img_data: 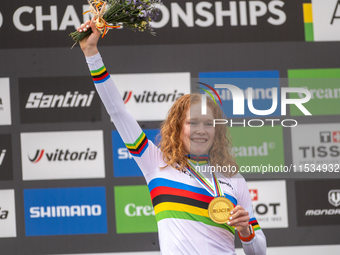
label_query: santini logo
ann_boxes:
[122,90,184,104]
[25,91,95,108]
[0,207,9,219]
[28,148,97,163]
[0,149,6,165]
[30,205,102,218]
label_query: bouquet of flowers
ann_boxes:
[70,0,161,45]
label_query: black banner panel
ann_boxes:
[295,180,340,226]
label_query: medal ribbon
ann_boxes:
[83,0,121,38]
[186,160,224,197]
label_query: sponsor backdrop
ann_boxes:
[0,0,339,254]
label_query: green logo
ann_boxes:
[288,68,340,116]
[114,185,157,233]
[229,126,284,173]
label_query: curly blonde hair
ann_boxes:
[157,93,238,177]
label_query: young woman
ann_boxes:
[77,20,266,255]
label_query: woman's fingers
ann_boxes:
[228,205,249,226]
[77,20,91,32]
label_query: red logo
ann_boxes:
[122,91,132,104]
[333,131,340,143]
[249,189,258,201]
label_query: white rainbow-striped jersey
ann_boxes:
[87,53,266,255]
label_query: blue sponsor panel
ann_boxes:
[199,71,281,118]
[112,129,160,177]
[24,187,107,236]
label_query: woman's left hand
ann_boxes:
[228,205,251,237]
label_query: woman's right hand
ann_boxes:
[77,19,101,57]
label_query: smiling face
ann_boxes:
[182,103,215,156]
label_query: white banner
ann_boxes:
[112,72,191,121]
[21,131,105,180]
[0,78,12,125]
[312,0,340,41]
[247,180,288,228]
[0,189,16,238]
[291,123,340,166]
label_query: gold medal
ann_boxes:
[208,197,234,224]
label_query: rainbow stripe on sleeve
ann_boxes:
[125,132,149,157]
[249,217,261,231]
[148,178,237,235]
[90,65,110,84]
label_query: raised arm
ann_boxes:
[78,20,162,175]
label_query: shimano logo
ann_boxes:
[25,91,95,109]
[30,205,102,218]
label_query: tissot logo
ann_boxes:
[247,181,288,229]
[25,91,95,108]
[28,148,97,163]
[320,131,340,143]
[0,208,9,219]
[249,189,258,201]
[328,190,340,207]
[292,124,340,166]
[19,77,101,124]
[122,90,184,104]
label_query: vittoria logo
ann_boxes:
[28,148,97,163]
[113,72,190,121]
[0,208,9,220]
[21,131,105,181]
[25,91,95,108]
[122,90,184,104]
[328,190,340,207]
